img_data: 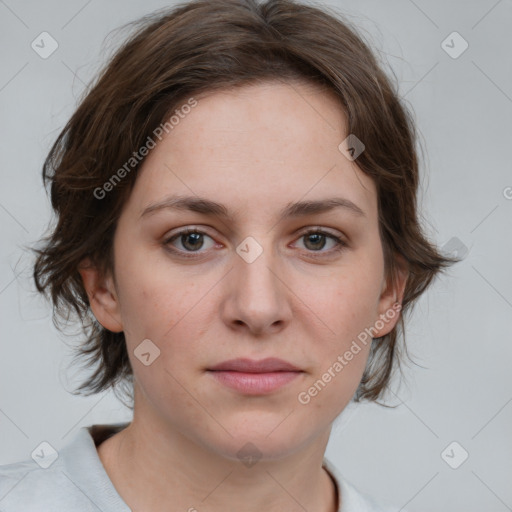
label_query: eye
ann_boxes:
[164,228,216,256]
[163,226,348,259]
[293,228,347,255]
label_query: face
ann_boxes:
[81,80,406,461]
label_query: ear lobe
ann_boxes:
[373,255,409,338]
[78,259,123,333]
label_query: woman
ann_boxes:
[0,0,457,510]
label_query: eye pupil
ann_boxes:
[182,232,203,251]
[304,233,326,251]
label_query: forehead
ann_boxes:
[127,81,378,223]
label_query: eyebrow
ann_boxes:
[140,195,366,221]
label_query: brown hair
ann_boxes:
[33,0,458,406]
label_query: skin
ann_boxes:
[79,80,408,512]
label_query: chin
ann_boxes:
[202,418,317,464]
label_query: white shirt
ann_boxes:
[0,422,402,511]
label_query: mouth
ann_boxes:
[206,358,304,395]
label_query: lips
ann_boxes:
[207,358,304,395]
[208,357,301,373]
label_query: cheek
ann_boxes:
[115,263,217,392]
[113,237,204,336]
[298,258,382,402]
[118,276,204,345]
[118,271,208,411]
[314,264,383,341]
[297,339,371,423]
[299,304,373,419]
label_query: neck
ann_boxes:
[97,402,338,512]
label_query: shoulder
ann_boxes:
[323,457,406,512]
[0,423,130,512]
[0,455,82,511]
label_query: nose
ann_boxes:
[219,241,293,336]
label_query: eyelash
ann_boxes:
[163,227,348,259]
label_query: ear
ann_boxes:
[78,258,123,333]
[372,254,408,338]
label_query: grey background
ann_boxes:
[1,1,511,510]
